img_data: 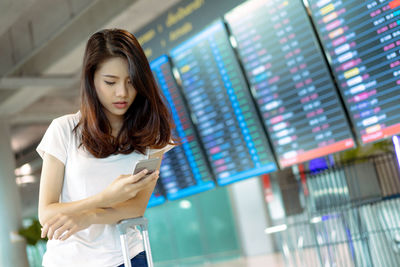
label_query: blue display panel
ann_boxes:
[150,55,215,200]
[225,0,355,168]
[148,182,166,207]
[170,21,278,186]
[308,0,400,144]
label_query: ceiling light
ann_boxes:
[264,224,287,234]
[16,175,36,185]
[15,163,32,176]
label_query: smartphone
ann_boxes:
[132,158,160,182]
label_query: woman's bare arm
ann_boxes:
[84,151,164,224]
[89,180,157,224]
[46,180,158,241]
[90,150,165,224]
[39,152,158,238]
[39,151,163,240]
[38,152,99,225]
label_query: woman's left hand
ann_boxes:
[41,211,94,241]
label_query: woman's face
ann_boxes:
[94,57,137,123]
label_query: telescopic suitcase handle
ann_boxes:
[117,216,153,267]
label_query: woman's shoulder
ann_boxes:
[52,111,81,133]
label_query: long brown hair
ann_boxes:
[74,29,175,158]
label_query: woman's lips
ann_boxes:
[113,101,128,109]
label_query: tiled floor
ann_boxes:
[201,253,285,267]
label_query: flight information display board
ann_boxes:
[170,20,277,185]
[148,183,166,207]
[150,55,215,200]
[225,0,355,168]
[308,0,400,144]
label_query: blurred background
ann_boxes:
[1,0,400,266]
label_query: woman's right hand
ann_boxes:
[100,169,159,207]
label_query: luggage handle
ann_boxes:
[117,216,148,234]
[117,216,153,267]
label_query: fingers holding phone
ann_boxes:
[131,168,159,185]
[100,158,161,207]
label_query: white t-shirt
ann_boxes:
[36,111,174,267]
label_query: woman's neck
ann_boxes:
[104,111,123,137]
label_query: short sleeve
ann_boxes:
[36,119,69,164]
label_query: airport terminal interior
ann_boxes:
[1,0,400,266]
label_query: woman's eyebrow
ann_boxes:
[102,74,119,78]
[102,74,130,79]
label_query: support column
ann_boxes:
[0,120,29,266]
[229,177,276,256]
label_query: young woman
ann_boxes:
[37,29,175,267]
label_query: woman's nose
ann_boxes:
[115,83,128,97]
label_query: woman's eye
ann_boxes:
[105,81,115,85]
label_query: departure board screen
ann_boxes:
[308,0,400,144]
[225,0,355,168]
[170,21,277,186]
[148,183,165,207]
[150,55,215,200]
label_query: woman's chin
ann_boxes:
[112,110,128,117]
[105,107,128,119]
